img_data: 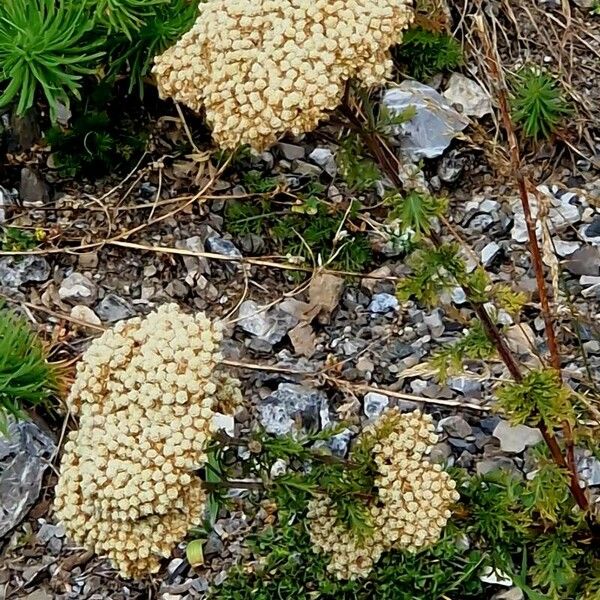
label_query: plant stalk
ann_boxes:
[476,23,581,504]
[339,96,590,515]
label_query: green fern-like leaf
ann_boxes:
[0,0,104,120]
[530,528,581,599]
[394,27,463,81]
[496,369,574,429]
[397,243,466,306]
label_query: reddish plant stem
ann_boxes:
[340,99,590,515]
[477,30,581,499]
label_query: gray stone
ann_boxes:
[0,256,50,287]
[278,142,305,161]
[448,376,482,396]
[206,236,242,258]
[258,383,329,435]
[327,428,353,457]
[238,300,297,344]
[382,81,469,160]
[70,305,101,326]
[0,417,55,538]
[429,442,452,464]
[492,587,524,600]
[0,186,14,223]
[95,294,135,323]
[368,293,399,314]
[576,451,600,487]
[553,239,580,257]
[36,522,65,544]
[476,457,520,477]
[437,152,465,183]
[443,73,492,118]
[308,147,337,177]
[438,415,472,438]
[165,280,189,298]
[423,309,444,337]
[481,241,501,266]
[20,167,49,206]
[58,272,97,306]
[363,392,389,419]
[493,420,543,453]
[203,532,224,556]
[564,246,600,276]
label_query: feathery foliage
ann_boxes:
[0,306,58,432]
[0,0,104,120]
[105,0,199,95]
[510,68,571,141]
[431,321,496,382]
[496,369,574,429]
[89,0,167,40]
[394,27,462,81]
[387,191,447,241]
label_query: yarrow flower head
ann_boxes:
[153,0,414,150]
[307,409,460,579]
[54,304,242,579]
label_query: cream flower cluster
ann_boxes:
[54,304,242,579]
[153,0,413,150]
[307,409,460,579]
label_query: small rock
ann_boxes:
[258,383,329,435]
[423,309,444,337]
[238,300,297,344]
[203,532,224,556]
[448,377,482,396]
[70,305,101,326]
[294,161,322,177]
[429,442,452,464]
[307,273,345,323]
[278,142,305,161]
[563,246,600,276]
[0,256,50,287]
[308,147,337,177]
[165,280,188,298]
[327,428,353,457]
[212,413,235,437]
[437,151,465,183]
[476,457,520,477]
[438,415,472,438]
[577,452,600,487]
[443,73,492,118]
[368,293,399,314]
[492,588,524,600]
[36,522,65,544]
[0,186,13,223]
[382,81,469,160]
[481,241,501,266]
[206,236,242,258]
[363,392,389,419]
[58,273,97,306]
[0,417,55,538]
[20,167,49,206]
[95,294,135,323]
[493,420,543,453]
[553,239,580,257]
[288,322,317,358]
[582,215,600,241]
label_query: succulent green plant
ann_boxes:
[510,68,571,141]
[0,306,58,432]
[0,0,104,120]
